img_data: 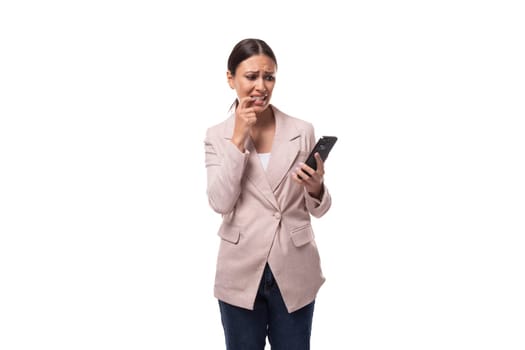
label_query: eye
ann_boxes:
[245,74,257,81]
[264,75,275,81]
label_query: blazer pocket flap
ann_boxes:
[218,223,241,244]
[290,224,314,247]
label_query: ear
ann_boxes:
[226,71,235,89]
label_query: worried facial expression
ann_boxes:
[227,54,276,112]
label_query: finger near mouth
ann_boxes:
[251,96,267,106]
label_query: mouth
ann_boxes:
[251,95,268,105]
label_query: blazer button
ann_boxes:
[274,212,281,220]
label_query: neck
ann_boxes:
[255,107,274,128]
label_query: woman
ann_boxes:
[204,38,332,350]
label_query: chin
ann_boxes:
[254,104,271,113]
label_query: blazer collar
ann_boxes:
[222,105,301,209]
[265,106,301,191]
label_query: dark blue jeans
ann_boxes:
[218,264,315,350]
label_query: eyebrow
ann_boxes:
[245,70,275,74]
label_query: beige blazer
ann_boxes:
[204,105,331,313]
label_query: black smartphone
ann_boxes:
[303,136,338,175]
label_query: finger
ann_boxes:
[291,172,304,184]
[244,109,256,119]
[295,166,315,182]
[238,96,256,110]
[292,169,320,187]
[246,117,257,126]
[298,162,316,177]
[314,153,324,173]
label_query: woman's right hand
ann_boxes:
[231,97,256,152]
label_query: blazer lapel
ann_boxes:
[265,108,301,191]
[245,138,280,210]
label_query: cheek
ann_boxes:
[235,83,252,95]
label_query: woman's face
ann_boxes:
[227,54,276,113]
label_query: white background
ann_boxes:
[1,0,524,349]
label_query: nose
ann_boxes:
[255,77,267,93]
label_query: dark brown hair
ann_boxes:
[227,38,277,76]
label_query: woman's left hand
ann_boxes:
[291,152,325,199]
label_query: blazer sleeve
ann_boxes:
[304,186,331,218]
[303,123,332,218]
[204,128,249,214]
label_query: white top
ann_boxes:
[257,152,271,171]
